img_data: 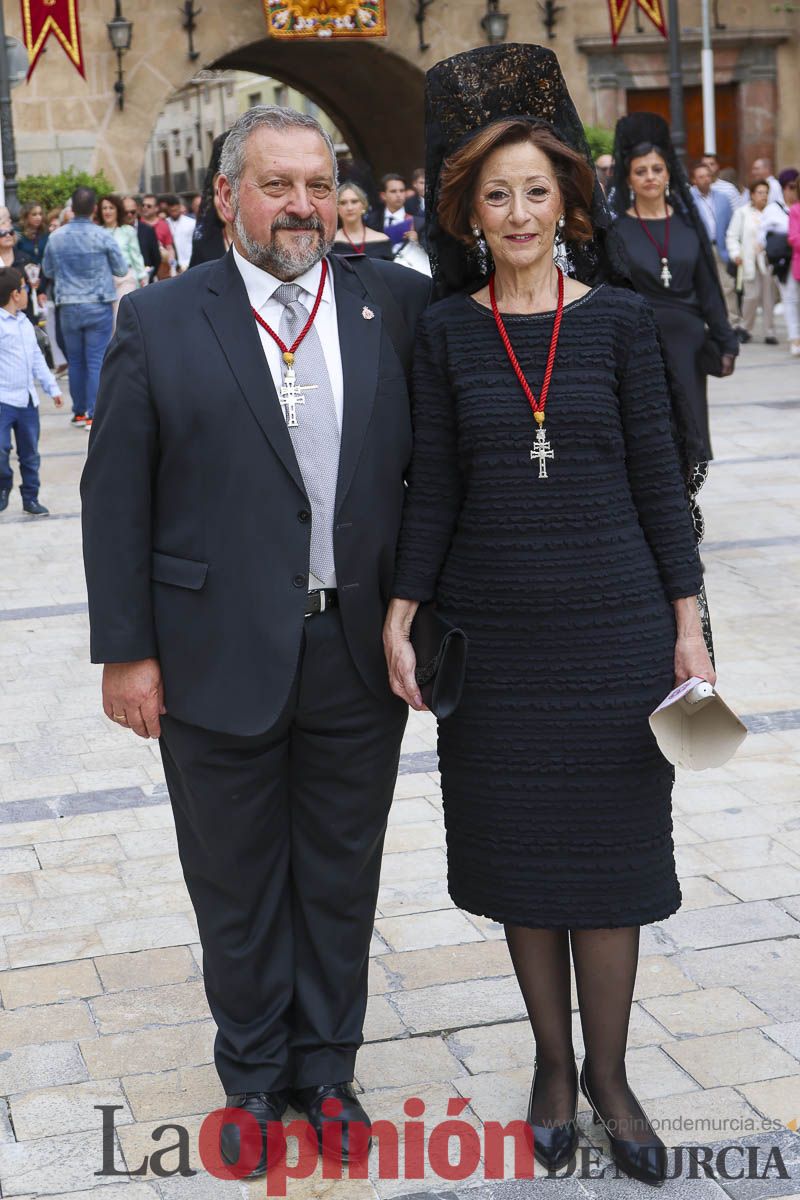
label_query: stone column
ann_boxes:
[737,61,777,179]
[592,73,624,130]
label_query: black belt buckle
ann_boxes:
[304,589,338,618]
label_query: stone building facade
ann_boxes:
[4,0,799,193]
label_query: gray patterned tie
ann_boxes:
[273,282,340,586]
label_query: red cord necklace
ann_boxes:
[489,266,565,479]
[251,259,328,428]
[252,257,328,368]
[634,201,672,287]
[343,226,366,254]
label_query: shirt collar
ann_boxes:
[232,244,331,313]
[0,306,21,322]
[385,206,407,223]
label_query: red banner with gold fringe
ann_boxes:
[264,1,387,39]
[607,0,667,44]
[20,0,85,80]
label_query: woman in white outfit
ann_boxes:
[726,179,776,343]
[760,169,800,357]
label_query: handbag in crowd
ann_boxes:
[765,229,791,284]
[698,333,725,378]
[410,603,468,719]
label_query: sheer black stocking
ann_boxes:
[570,925,658,1145]
[504,925,576,1125]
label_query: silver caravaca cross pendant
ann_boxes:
[531,423,554,479]
[278,362,317,428]
[660,256,672,288]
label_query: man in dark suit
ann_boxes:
[82,107,429,1176]
[405,167,426,217]
[365,173,426,253]
[122,196,160,283]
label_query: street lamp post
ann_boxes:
[0,2,19,217]
[481,0,510,45]
[106,0,133,111]
[667,0,686,164]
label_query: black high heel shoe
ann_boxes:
[579,1059,667,1187]
[526,1056,579,1173]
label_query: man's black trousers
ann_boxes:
[159,607,407,1093]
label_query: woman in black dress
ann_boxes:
[610,113,738,461]
[383,46,716,1187]
[331,182,393,260]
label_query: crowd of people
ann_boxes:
[595,145,800,358]
[1,122,798,525]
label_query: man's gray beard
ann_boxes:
[234,210,334,279]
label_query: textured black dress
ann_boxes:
[614,210,737,462]
[393,285,703,929]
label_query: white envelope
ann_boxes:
[649,677,748,771]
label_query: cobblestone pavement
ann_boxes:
[0,325,799,1200]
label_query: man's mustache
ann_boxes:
[272,215,325,234]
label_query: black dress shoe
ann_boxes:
[526,1057,579,1172]
[765,336,779,345]
[23,500,49,516]
[219,1090,289,1178]
[0,490,8,513]
[736,328,751,343]
[579,1060,666,1187]
[290,1082,372,1163]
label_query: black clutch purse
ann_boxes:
[698,333,725,377]
[410,603,468,719]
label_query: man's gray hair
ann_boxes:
[219,106,338,203]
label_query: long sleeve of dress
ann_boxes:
[694,220,739,356]
[619,301,704,602]
[392,309,463,602]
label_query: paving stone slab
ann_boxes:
[9,1078,133,1140]
[0,1040,89,1095]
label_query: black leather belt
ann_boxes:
[304,588,338,618]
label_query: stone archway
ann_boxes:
[7,0,428,191]
[212,39,424,181]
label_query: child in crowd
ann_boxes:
[0,266,63,516]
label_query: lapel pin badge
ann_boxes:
[362,305,375,320]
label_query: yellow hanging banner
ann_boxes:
[264,1,387,39]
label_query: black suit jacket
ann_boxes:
[135,220,161,281]
[81,250,430,736]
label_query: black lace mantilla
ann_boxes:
[423,44,714,658]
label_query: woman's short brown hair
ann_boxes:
[437,118,595,247]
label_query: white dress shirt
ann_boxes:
[384,206,407,228]
[167,213,197,271]
[0,307,59,408]
[712,178,746,211]
[232,245,344,589]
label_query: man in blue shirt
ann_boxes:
[0,267,63,516]
[43,186,127,429]
[690,161,742,334]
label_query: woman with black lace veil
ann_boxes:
[383,45,717,1188]
[610,113,738,460]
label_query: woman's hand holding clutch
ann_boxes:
[383,598,428,711]
[673,596,717,687]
